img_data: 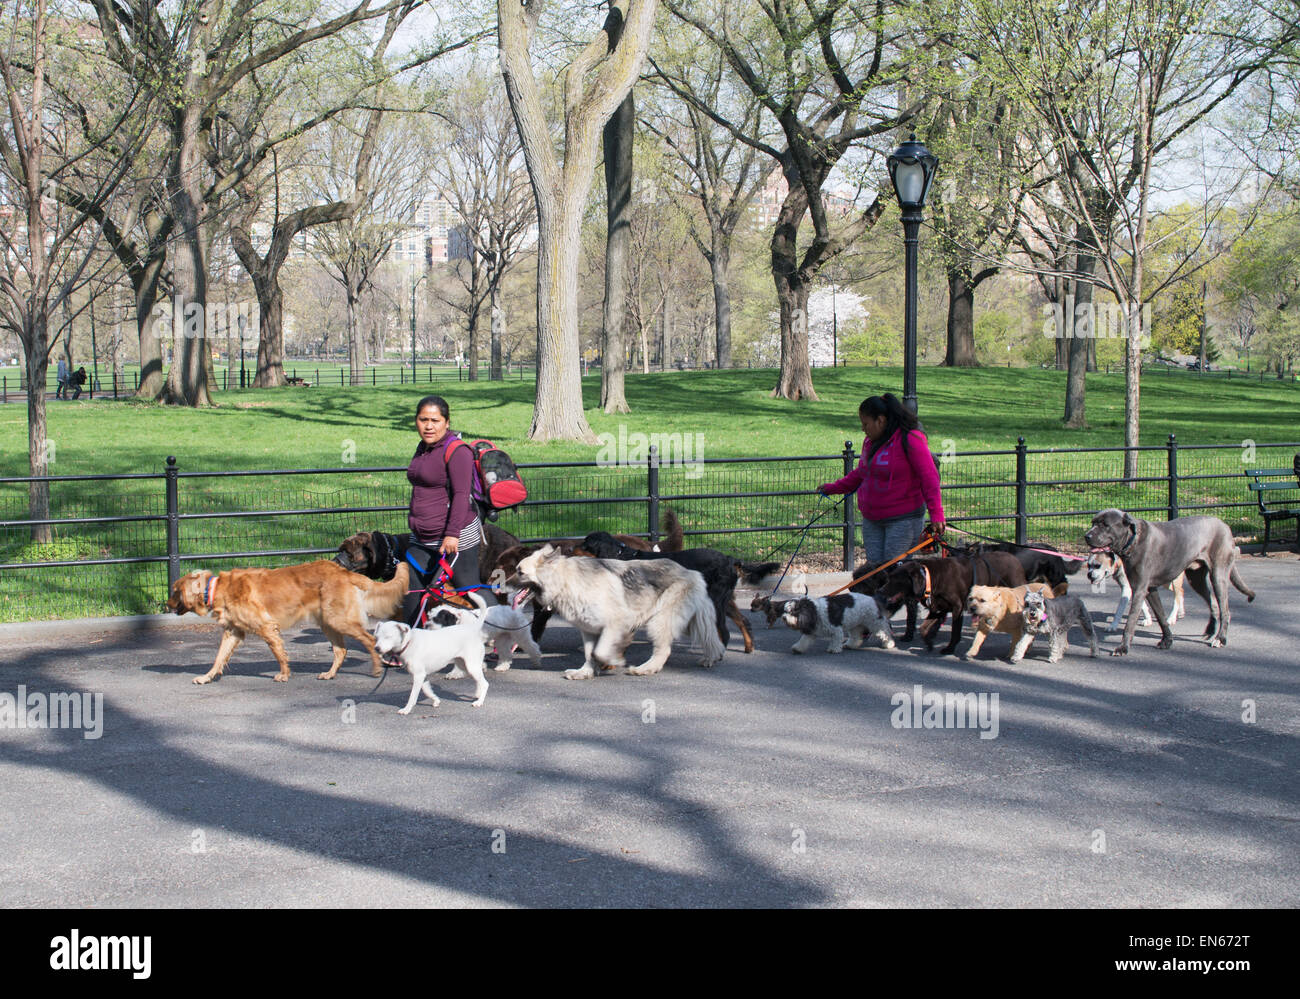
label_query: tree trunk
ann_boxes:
[25,318,52,543]
[529,195,597,442]
[133,252,167,399]
[489,285,504,381]
[772,276,816,398]
[244,268,286,388]
[1124,293,1143,483]
[944,270,979,367]
[769,184,818,399]
[601,91,633,414]
[467,272,481,382]
[1064,251,1094,428]
[346,283,364,386]
[161,103,214,406]
[710,234,732,370]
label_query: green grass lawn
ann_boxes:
[4,363,1297,474]
[1,364,1297,621]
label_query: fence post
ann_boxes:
[1015,436,1028,546]
[2,375,5,403]
[1166,433,1178,521]
[165,455,180,591]
[647,444,660,544]
[841,440,856,570]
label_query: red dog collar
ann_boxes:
[204,575,218,607]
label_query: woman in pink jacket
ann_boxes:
[819,393,945,565]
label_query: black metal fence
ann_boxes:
[2,437,1297,622]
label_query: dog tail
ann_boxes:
[679,575,725,665]
[363,562,410,620]
[1229,563,1255,602]
[736,560,781,585]
[659,508,684,552]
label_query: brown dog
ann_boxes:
[875,553,1027,655]
[963,583,1064,661]
[167,560,410,684]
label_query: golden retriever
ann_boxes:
[963,582,1065,661]
[166,560,409,684]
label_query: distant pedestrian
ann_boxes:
[71,366,87,400]
[56,357,69,399]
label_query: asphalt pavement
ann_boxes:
[1,556,1297,908]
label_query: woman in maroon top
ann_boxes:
[403,395,483,624]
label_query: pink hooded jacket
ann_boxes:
[821,428,945,523]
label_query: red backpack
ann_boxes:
[444,437,527,521]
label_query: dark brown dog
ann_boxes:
[335,523,520,588]
[874,553,1027,655]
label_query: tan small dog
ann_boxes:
[167,560,409,684]
[964,582,1065,661]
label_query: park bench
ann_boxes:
[1244,454,1300,554]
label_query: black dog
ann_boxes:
[850,561,919,641]
[578,531,779,653]
[874,553,1027,655]
[335,524,520,588]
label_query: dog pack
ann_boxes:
[444,436,527,520]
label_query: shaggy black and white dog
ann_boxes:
[781,593,896,654]
[1010,590,1099,664]
[578,531,779,653]
[514,544,725,679]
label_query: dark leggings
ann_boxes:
[403,543,481,626]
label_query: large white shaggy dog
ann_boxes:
[514,544,725,679]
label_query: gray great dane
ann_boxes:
[1084,509,1255,656]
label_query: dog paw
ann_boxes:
[1208,636,1224,648]
[1156,637,1173,650]
[445,667,467,679]
[626,663,663,676]
[273,674,290,682]
[883,640,896,650]
[397,706,413,715]
[192,676,212,685]
[1110,645,1130,657]
[563,666,595,680]
[471,699,485,708]
[492,663,512,672]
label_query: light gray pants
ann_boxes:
[862,510,926,566]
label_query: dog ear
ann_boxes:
[1120,510,1138,530]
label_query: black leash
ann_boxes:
[767,494,836,595]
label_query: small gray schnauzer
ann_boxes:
[1010,590,1099,664]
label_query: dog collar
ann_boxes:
[204,575,218,607]
[1116,524,1138,556]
